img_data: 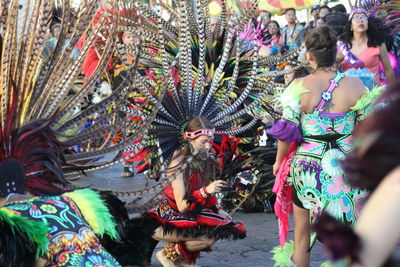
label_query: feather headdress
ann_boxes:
[113,0,299,183]
[0,0,164,196]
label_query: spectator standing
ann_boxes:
[281,8,304,50]
[258,10,272,29]
[307,5,320,28]
[266,20,282,49]
[319,5,331,18]
[332,4,347,14]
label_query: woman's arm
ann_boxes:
[379,43,395,84]
[171,172,191,214]
[273,140,291,175]
[353,166,400,267]
[169,156,226,214]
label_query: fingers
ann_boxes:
[214,180,227,186]
[208,180,228,193]
[214,180,227,193]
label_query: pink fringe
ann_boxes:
[272,142,297,247]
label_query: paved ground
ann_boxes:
[77,163,398,267]
[146,212,328,267]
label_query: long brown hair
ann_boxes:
[168,116,219,192]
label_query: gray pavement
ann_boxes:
[76,163,398,267]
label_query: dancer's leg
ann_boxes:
[292,204,310,267]
[153,227,215,251]
[185,239,215,251]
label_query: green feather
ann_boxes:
[275,80,309,112]
[64,189,120,240]
[271,240,295,267]
[351,85,383,111]
[0,208,49,258]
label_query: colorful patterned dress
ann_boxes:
[0,189,121,266]
[148,172,246,239]
[268,72,382,232]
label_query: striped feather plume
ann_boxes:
[114,0,295,179]
[0,0,165,196]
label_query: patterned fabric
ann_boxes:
[272,73,378,229]
[148,172,246,239]
[4,195,121,267]
[270,74,384,247]
[149,198,246,239]
[272,142,296,247]
[281,23,304,48]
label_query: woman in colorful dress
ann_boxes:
[147,116,246,267]
[268,26,381,267]
[266,20,282,50]
[339,8,395,85]
[313,79,400,267]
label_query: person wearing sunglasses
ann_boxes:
[339,8,395,85]
[266,20,283,49]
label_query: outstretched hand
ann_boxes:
[206,180,227,194]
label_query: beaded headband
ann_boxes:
[349,8,368,21]
[183,128,215,140]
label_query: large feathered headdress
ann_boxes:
[114,0,300,181]
[0,0,164,196]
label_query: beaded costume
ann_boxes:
[148,171,246,239]
[1,189,121,266]
[268,71,383,246]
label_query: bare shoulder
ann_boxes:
[385,166,400,185]
[293,76,306,83]
[342,76,365,94]
[167,149,186,176]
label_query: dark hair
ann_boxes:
[305,26,337,67]
[324,13,348,36]
[169,116,219,191]
[332,4,347,13]
[286,63,310,79]
[311,5,320,12]
[341,16,387,48]
[320,5,331,12]
[285,8,296,14]
[50,23,61,35]
[267,20,281,39]
[342,80,400,192]
[259,10,271,18]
